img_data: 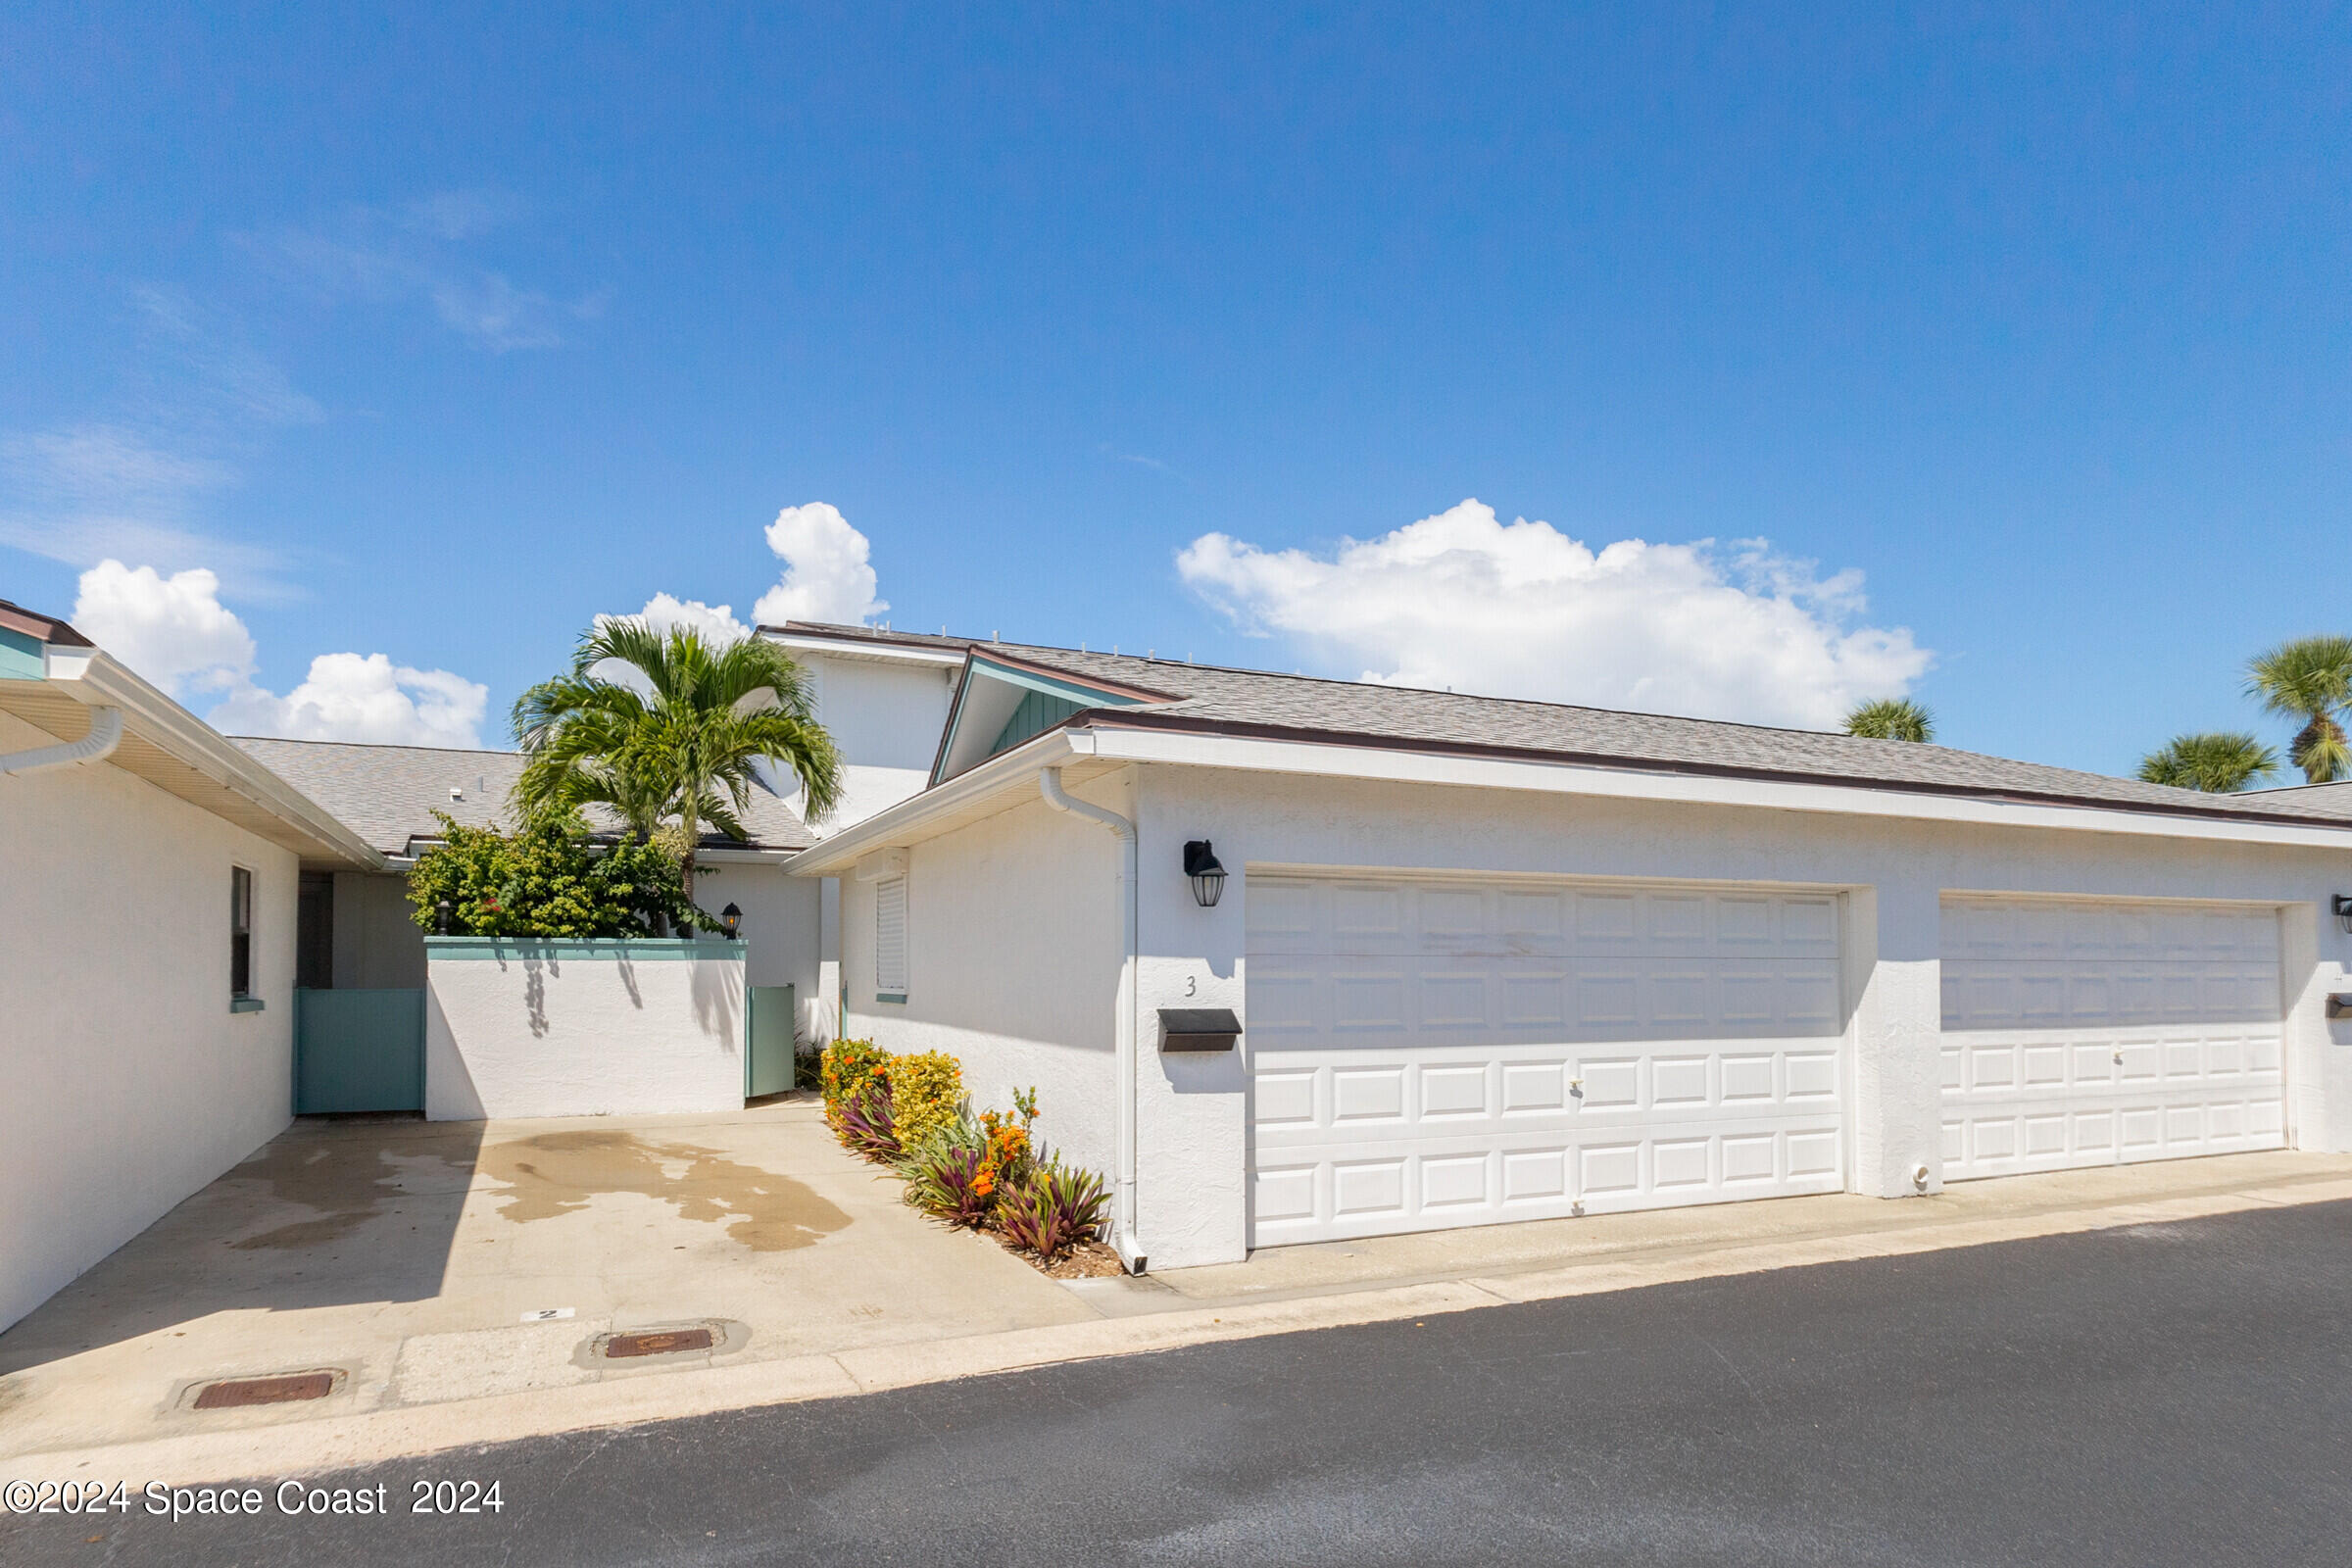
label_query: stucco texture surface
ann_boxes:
[425,945,749,1120]
[1,708,300,1333]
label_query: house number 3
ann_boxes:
[1184,976,1198,997]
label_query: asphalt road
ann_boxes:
[12,1199,2352,1567]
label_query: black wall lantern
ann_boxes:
[2334,895,2352,935]
[1183,840,1227,907]
[719,902,744,939]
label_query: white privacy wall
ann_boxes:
[697,860,822,1041]
[0,709,299,1333]
[837,775,1127,1186]
[1135,763,2352,1264]
[423,942,747,1119]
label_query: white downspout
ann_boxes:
[0,706,122,777]
[1039,763,1146,1274]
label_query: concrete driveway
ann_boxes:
[0,1099,1092,1457]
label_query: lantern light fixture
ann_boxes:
[1183,840,1227,908]
[720,902,744,939]
[2334,895,2352,936]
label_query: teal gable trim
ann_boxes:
[0,627,44,680]
[423,936,748,962]
[989,688,1087,757]
[935,655,1150,783]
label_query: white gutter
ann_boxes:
[1038,763,1146,1276]
[0,704,122,776]
[18,645,385,869]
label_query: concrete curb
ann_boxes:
[13,1175,2351,1486]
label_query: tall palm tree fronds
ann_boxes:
[2245,635,2352,784]
[1842,697,1936,743]
[2136,731,2279,794]
[512,621,845,906]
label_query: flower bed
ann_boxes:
[820,1040,1118,1275]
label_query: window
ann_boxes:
[875,874,907,1003]
[230,866,254,1002]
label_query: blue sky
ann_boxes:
[4,4,2346,773]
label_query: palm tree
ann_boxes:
[2136,732,2279,793]
[2245,635,2352,783]
[1843,697,1935,743]
[513,621,844,914]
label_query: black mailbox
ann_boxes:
[1158,1007,1241,1052]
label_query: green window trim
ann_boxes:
[875,992,907,1004]
[229,997,267,1014]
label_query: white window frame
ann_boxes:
[875,873,908,1004]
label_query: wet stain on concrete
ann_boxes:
[225,1139,412,1251]
[478,1131,851,1251]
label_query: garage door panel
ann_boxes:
[1939,897,2283,1181]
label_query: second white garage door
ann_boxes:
[1246,873,1848,1247]
[1940,897,2285,1180]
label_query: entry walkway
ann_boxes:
[6,1111,2348,1487]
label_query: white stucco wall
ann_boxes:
[837,775,1127,1184]
[423,941,747,1119]
[828,756,2352,1271]
[788,652,958,833]
[697,860,823,1043]
[0,709,300,1333]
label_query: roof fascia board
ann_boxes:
[760,629,969,667]
[791,727,1086,875]
[1081,725,2352,851]
[55,650,387,869]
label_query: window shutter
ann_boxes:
[875,875,907,997]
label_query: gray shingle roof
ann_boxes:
[943,642,2352,829]
[230,737,812,856]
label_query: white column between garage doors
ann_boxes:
[1244,872,1849,1247]
[1939,896,2285,1179]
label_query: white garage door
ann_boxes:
[1939,897,2284,1180]
[1246,873,1847,1247]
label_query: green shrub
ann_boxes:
[819,1039,890,1124]
[406,809,698,938]
[888,1052,964,1152]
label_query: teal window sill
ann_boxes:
[876,993,907,1005]
[229,996,266,1014]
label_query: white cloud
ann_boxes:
[72,561,256,694]
[1177,499,1931,730]
[751,503,889,627]
[622,593,754,646]
[70,558,487,747]
[211,653,488,748]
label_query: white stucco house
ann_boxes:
[13,581,2352,1317]
[788,632,2352,1272]
[0,599,384,1332]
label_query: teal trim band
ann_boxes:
[875,992,907,1004]
[424,936,748,962]
[968,654,1144,709]
[229,996,267,1013]
[0,627,43,680]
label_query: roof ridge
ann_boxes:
[231,736,521,757]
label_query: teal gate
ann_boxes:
[747,984,798,1100]
[295,988,426,1114]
